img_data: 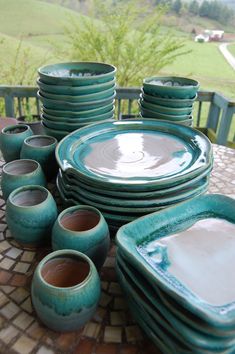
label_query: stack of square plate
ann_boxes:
[116,194,235,353]
[55,119,213,230]
[139,76,199,127]
[37,62,116,140]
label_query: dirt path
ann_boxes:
[219,43,235,70]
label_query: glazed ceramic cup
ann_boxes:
[1,159,47,200]
[52,205,110,270]
[0,124,33,162]
[31,249,101,331]
[20,135,58,180]
[6,185,57,246]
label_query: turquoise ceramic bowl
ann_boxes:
[42,108,115,123]
[38,61,116,86]
[52,205,110,270]
[31,249,101,331]
[143,76,199,99]
[0,124,33,162]
[139,97,193,116]
[6,185,57,246]
[142,90,197,108]
[1,159,46,200]
[38,91,116,110]
[139,115,193,127]
[140,106,191,121]
[41,115,115,132]
[42,123,68,141]
[20,135,58,181]
[39,85,116,102]
[37,77,116,95]
[42,101,115,118]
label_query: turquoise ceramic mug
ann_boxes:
[0,124,33,162]
[31,249,101,331]
[1,159,46,200]
[20,135,58,181]
[52,205,110,270]
[6,185,57,246]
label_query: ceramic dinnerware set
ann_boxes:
[116,194,235,354]
[139,76,199,127]
[37,62,117,140]
[55,119,213,231]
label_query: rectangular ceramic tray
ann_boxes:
[116,194,235,328]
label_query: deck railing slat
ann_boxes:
[0,85,234,147]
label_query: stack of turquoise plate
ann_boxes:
[55,119,213,230]
[37,62,117,140]
[116,194,235,353]
[139,76,199,127]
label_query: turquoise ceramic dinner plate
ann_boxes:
[58,171,209,208]
[56,120,212,191]
[60,162,212,199]
[116,194,235,329]
[117,251,235,345]
[38,62,116,86]
[55,181,135,225]
[37,77,116,95]
[116,258,235,353]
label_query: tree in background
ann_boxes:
[199,0,210,17]
[198,0,234,24]
[172,0,182,14]
[61,0,188,86]
[189,0,199,15]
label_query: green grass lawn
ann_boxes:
[0,0,80,37]
[228,43,235,58]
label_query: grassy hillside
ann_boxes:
[0,32,53,85]
[0,0,79,37]
[0,0,234,100]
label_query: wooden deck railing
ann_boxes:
[0,85,234,147]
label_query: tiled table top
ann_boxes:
[0,144,235,354]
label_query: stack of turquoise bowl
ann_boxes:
[37,62,117,140]
[116,194,235,354]
[139,76,199,127]
[55,119,213,231]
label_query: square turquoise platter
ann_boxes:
[116,194,235,330]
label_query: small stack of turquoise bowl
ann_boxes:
[139,76,199,127]
[37,62,117,140]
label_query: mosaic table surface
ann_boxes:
[0,144,234,354]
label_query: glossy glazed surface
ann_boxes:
[52,205,110,270]
[116,194,235,328]
[140,218,235,306]
[1,159,46,200]
[38,61,116,85]
[56,120,212,189]
[31,250,101,331]
[6,185,57,246]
